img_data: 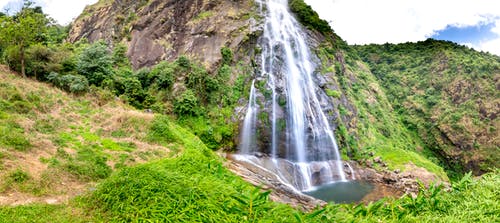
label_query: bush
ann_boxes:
[150,61,174,90]
[76,41,113,86]
[221,47,233,65]
[123,77,144,108]
[176,55,190,69]
[111,43,130,67]
[47,72,89,94]
[173,90,199,116]
[326,89,341,98]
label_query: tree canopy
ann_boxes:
[0,0,51,77]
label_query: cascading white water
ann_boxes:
[239,80,257,155]
[237,0,348,192]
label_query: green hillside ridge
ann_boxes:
[313,42,447,180]
[354,40,500,176]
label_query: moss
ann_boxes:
[326,89,341,98]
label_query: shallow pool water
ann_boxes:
[304,181,374,203]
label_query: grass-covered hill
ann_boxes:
[0,66,498,222]
[354,40,500,176]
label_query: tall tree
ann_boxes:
[0,0,50,77]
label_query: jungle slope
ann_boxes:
[354,40,500,176]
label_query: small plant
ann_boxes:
[173,90,199,116]
[221,47,233,65]
[326,89,341,98]
[231,187,272,221]
[8,169,30,183]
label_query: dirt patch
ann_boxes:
[0,181,91,206]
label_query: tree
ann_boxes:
[0,0,50,77]
[76,41,113,86]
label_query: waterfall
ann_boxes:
[237,0,347,192]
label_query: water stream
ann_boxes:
[237,0,349,192]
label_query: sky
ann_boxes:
[304,0,500,55]
[1,0,499,55]
[0,0,97,25]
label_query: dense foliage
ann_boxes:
[0,1,51,77]
[289,0,332,35]
[355,39,500,175]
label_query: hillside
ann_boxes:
[355,40,500,175]
[0,65,171,205]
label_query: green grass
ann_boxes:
[89,115,301,222]
[0,203,99,223]
[326,89,341,98]
[0,119,31,151]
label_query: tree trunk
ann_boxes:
[20,47,26,78]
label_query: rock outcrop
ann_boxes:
[225,153,448,210]
[69,0,261,70]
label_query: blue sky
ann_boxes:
[431,22,499,50]
[2,0,500,55]
[306,0,500,55]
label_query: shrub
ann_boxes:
[150,61,174,90]
[123,77,144,108]
[176,55,190,69]
[47,72,89,94]
[173,90,199,116]
[326,89,341,98]
[76,41,113,86]
[221,47,233,65]
[111,43,130,67]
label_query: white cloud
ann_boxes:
[40,0,98,24]
[0,0,97,24]
[304,0,500,55]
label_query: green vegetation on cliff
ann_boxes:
[315,41,447,180]
[354,39,500,176]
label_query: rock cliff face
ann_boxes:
[69,0,260,70]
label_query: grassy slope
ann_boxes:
[0,68,171,205]
[354,40,500,175]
